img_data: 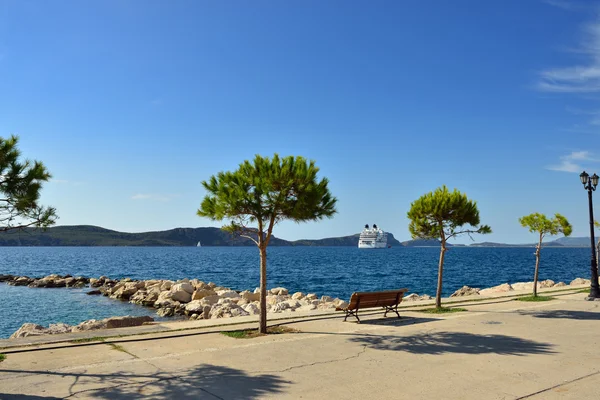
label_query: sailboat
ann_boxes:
[196,241,201,247]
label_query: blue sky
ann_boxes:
[1,0,599,244]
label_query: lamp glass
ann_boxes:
[580,171,589,185]
[592,173,599,187]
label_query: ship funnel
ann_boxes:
[365,224,369,229]
[373,224,378,229]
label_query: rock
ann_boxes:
[210,303,249,318]
[110,283,139,300]
[450,286,480,297]
[157,307,175,317]
[185,300,206,314]
[297,304,317,312]
[321,295,333,303]
[170,288,192,303]
[291,292,304,300]
[192,289,217,301]
[305,293,318,301]
[10,323,48,339]
[105,316,154,329]
[72,319,107,332]
[86,290,102,295]
[479,283,513,296]
[0,274,14,282]
[47,323,72,335]
[199,295,220,306]
[172,282,194,295]
[271,302,290,312]
[270,287,289,296]
[253,287,260,294]
[554,282,566,287]
[404,293,420,301]
[160,281,173,291]
[12,277,33,286]
[216,290,241,299]
[570,278,591,286]
[318,302,336,310]
[240,291,260,302]
[266,295,286,305]
[242,303,260,315]
[419,294,432,300]
[540,279,556,288]
[333,299,349,309]
[512,282,538,291]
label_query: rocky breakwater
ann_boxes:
[0,274,90,288]
[448,278,586,297]
[89,276,349,321]
[10,316,154,339]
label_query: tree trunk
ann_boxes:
[259,245,268,334]
[436,241,447,309]
[533,238,541,297]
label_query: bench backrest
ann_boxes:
[347,289,408,310]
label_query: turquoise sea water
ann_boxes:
[0,246,592,338]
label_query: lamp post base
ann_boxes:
[585,296,600,301]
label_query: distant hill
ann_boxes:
[548,237,593,247]
[0,225,401,247]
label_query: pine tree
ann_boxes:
[197,154,337,333]
[0,135,57,231]
[519,213,572,297]
[407,186,491,309]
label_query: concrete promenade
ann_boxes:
[1,288,600,399]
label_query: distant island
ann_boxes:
[0,225,591,247]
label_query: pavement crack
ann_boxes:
[515,370,600,399]
[255,345,368,374]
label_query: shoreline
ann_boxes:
[0,273,594,339]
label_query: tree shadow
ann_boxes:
[0,395,62,399]
[519,310,600,320]
[349,331,555,356]
[0,364,289,399]
[349,315,440,327]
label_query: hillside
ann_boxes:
[0,225,401,247]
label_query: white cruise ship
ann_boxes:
[358,224,388,249]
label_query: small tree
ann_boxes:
[519,213,572,297]
[407,186,491,309]
[0,135,57,231]
[197,154,337,333]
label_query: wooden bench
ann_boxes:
[336,288,409,323]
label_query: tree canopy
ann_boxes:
[0,135,57,231]
[198,153,337,333]
[519,213,572,240]
[407,185,491,242]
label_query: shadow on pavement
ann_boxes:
[349,331,555,356]
[0,364,289,399]
[519,310,600,320]
[0,395,62,399]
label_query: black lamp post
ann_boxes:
[580,171,600,299]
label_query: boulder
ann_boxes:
[47,323,72,335]
[240,291,260,302]
[333,299,349,309]
[192,289,216,301]
[199,295,220,306]
[297,304,317,312]
[172,282,194,295]
[321,295,333,303]
[160,281,173,291]
[210,303,249,319]
[216,290,241,299]
[450,286,480,297]
[157,307,175,317]
[270,287,289,296]
[540,279,556,288]
[479,283,513,296]
[291,292,304,300]
[86,290,102,296]
[170,288,192,303]
[242,303,260,315]
[404,293,420,301]
[419,294,432,300]
[512,282,538,291]
[12,277,33,286]
[185,300,206,314]
[105,316,154,329]
[71,320,105,332]
[266,295,286,305]
[570,278,591,286]
[554,282,567,287]
[10,323,48,339]
[110,283,139,300]
[305,293,318,301]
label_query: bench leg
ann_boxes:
[383,305,401,319]
[344,309,360,323]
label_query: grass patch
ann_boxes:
[515,295,555,302]
[70,336,105,343]
[420,307,467,314]
[0,354,5,363]
[578,288,591,294]
[221,325,299,339]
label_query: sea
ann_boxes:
[0,246,592,339]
